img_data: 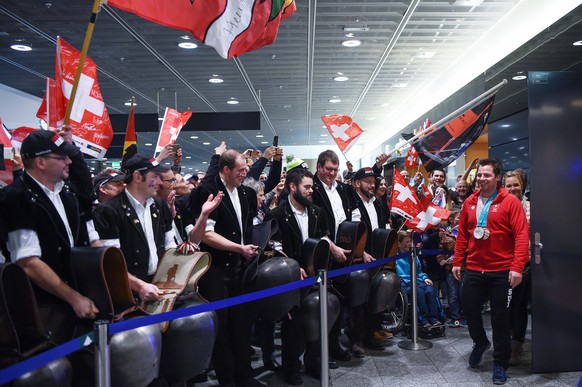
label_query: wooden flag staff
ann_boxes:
[63,0,103,126]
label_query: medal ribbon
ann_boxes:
[477,190,498,227]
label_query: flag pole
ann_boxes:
[45,77,51,130]
[388,79,507,159]
[63,0,103,126]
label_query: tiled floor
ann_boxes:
[196,317,582,386]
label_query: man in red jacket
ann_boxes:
[452,158,529,385]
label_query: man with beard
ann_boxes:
[351,167,400,351]
[270,168,341,384]
[189,149,263,387]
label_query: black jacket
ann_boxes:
[94,192,172,281]
[190,174,257,268]
[270,200,330,264]
[352,193,388,253]
[1,172,90,304]
[311,174,355,240]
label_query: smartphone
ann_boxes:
[172,144,180,158]
[250,150,260,158]
[273,135,279,147]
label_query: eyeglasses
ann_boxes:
[42,155,68,161]
[161,178,176,183]
[324,166,339,173]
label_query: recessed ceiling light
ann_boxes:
[413,51,436,59]
[512,75,527,81]
[226,99,239,105]
[158,118,164,121]
[124,101,137,106]
[334,76,349,82]
[10,44,32,51]
[145,143,153,146]
[501,124,510,128]
[178,42,198,49]
[188,167,193,170]
[190,135,198,139]
[186,156,192,159]
[320,134,328,137]
[209,78,223,83]
[329,98,341,103]
[261,141,269,144]
[573,40,582,46]
[319,140,326,143]
[202,142,210,145]
[341,40,361,47]
[202,161,208,164]
[256,134,264,138]
[343,26,369,32]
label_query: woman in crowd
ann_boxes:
[502,170,531,365]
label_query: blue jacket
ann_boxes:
[396,252,428,287]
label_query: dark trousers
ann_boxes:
[462,270,512,367]
[510,263,531,342]
[198,265,254,385]
[281,306,307,374]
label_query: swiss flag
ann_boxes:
[155,108,193,154]
[404,146,419,168]
[56,36,113,159]
[420,183,433,200]
[389,167,422,220]
[321,115,364,152]
[36,77,65,130]
[405,196,450,232]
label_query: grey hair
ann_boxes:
[243,177,265,193]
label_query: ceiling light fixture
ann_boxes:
[343,26,369,32]
[226,99,239,105]
[190,135,198,139]
[202,142,210,145]
[144,143,153,146]
[333,76,349,82]
[256,134,264,138]
[124,101,137,106]
[178,42,197,49]
[180,35,190,40]
[320,134,328,137]
[11,44,32,51]
[209,77,223,83]
[512,75,527,81]
[341,40,361,47]
[186,156,191,159]
[261,141,269,144]
[329,98,341,103]
[573,40,582,46]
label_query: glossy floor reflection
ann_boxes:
[194,316,581,386]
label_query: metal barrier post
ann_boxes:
[317,269,329,387]
[398,237,432,351]
[94,319,111,387]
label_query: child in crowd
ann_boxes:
[436,210,467,327]
[395,231,442,328]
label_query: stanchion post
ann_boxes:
[94,319,111,387]
[317,269,329,387]
[398,234,433,351]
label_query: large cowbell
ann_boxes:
[300,291,341,342]
[254,256,301,322]
[160,293,218,384]
[10,357,72,387]
[368,270,400,314]
[110,321,162,387]
[345,269,371,307]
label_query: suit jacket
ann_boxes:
[311,174,355,240]
[94,192,172,281]
[1,172,90,304]
[190,174,257,268]
[270,200,330,264]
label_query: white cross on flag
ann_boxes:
[155,107,193,154]
[389,167,422,220]
[321,114,364,152]
[404,145,419,168]
[405,196,451,232]
[52,37,113,159]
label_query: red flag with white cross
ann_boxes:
[155,107,193,155]
[405,196,450,232]
[56,36,113,159]
[321,114,364,152]
[389,167,422,220]
[404,146,419,168]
